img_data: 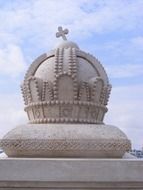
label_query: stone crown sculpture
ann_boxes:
[21,27,111,124]
[0,27,131,158]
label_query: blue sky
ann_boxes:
[0,0,143,149]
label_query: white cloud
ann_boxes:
[105,84,143,149]
[0,94,27,138]
[131,36,143,49]
[107,64,143,78]
[0,0,143,45]
[0,44,27,77]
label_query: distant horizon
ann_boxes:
[0,0,143,149]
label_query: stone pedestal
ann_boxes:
[0,156,143,190]
[0,124,131,158]
[0,27,137,189]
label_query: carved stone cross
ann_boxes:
[56,26,69,41]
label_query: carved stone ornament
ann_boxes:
[1,124,131,158]
[21,31,111,124]
[0,26,131,158]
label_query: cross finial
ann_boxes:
[56,26,69,41]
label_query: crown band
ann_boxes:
[25,100,107,124]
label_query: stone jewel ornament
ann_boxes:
[0,27,131,158]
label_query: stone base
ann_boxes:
[0,156,143,189]
[0,124,131,158]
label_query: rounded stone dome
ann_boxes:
[34,46,108,85]
[56,40,79,49]
[21,40,111,124]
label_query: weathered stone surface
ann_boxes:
[0,157,143,189]
[0,124,131,158]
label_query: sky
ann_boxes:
[0,0,143,149]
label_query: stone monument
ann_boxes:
[0,27,143,190]
[0,26,131,158]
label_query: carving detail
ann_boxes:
[0,139,131,151]
[21,37,111,124]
